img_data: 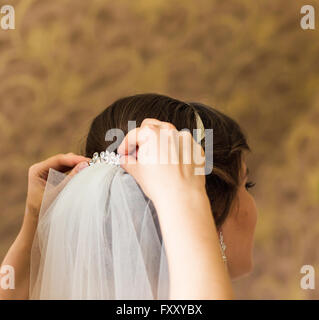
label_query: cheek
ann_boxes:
[237,191,258,268]
[222,190,257,278]
[245,192,258,232]
[242,193,258,272]
[237,190,257,242]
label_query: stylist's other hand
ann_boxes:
[118,119,206,205]
[26,153,90,218]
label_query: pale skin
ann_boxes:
[0,118,257,299]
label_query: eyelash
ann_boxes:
[245,181,256,190]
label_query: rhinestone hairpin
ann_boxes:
[89,151,121,166]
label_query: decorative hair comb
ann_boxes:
[89,151,120,166]
[194,110,205,144]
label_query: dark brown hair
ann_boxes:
[85,93,250,227]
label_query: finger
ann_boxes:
[141,120,178,161]
[119,154,139,176]
[141,118,176,130]
[118,119,177,156]
[118,126,157,156]
[68,161,89,177]
[117,128,140,156]
[38,154,90,173]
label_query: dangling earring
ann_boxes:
[219,231,227,264]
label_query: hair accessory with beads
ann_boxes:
[89,151,120,166]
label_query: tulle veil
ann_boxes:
[29,163,169,299]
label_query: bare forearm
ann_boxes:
[0,154,88,300]
[0,210,38,300]
[154,189,234,300]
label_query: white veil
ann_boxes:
[29,163,169,299]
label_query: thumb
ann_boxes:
[68,161,89,177]
[120,155,138,177]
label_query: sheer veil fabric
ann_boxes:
[30,163,169,299]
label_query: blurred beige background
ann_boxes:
[1,0,319,299]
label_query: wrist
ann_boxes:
[152,185,210,212]
[18,206,39,248]
[25,201,40,219]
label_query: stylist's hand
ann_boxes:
[118,119,206,205]
[26,153,90,218]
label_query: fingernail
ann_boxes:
[77,161,89,172]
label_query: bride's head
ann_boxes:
[85,93,257,280]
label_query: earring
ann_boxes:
[219,231,227,264]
